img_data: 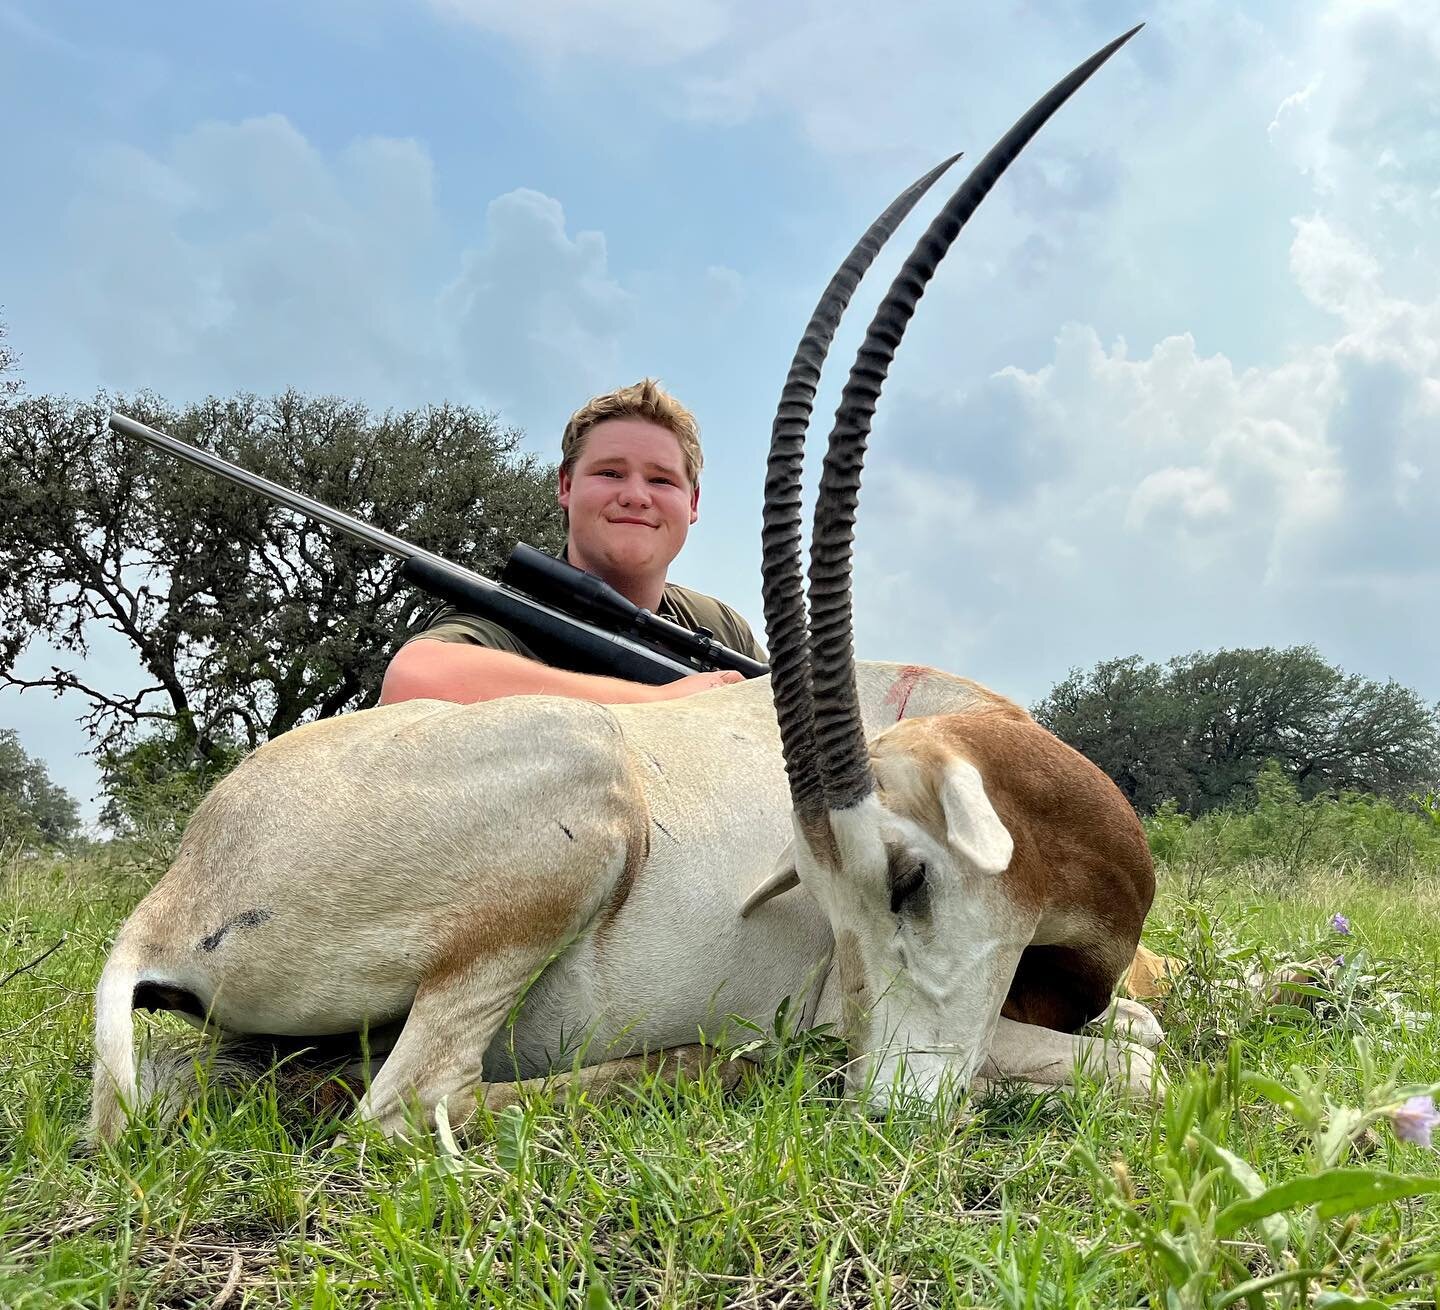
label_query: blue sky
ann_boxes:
[3,0,1439,820]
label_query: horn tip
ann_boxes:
[1086,21,1145,78]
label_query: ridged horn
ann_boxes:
[762,154,962,830]
[807,26,1144,811]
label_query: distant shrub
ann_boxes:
[0,727,80,855]
[1037,646,1440,815]
[99,731,245,868]
[1143,761,1440,880]
[1144,798,1193,866]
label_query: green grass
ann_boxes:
[1,845,1438,1308]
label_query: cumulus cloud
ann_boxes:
[1267,0,1440,249]
[442,188,632,433]
[1289,214,1383,319]
[59,115,636,436]
[1282,223,1440,586]
[67,114,443,404]
[850,201,1438,699]
[765,0,1428,705]
[1125,467,1232,531]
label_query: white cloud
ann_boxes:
[1266,0,1440,241]
[441,188,633,433]
[749,0,1427,708]
[58,115,636,439]
[66,115,444,404]
[425,0,730,65]
[849,198,1438,699]
[1289,214,1383,320]
[1126,467,1232,530]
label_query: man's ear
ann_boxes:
[689,480,700,525]
[557,466,573,512]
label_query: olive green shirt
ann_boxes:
[409,581,766,669]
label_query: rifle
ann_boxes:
[108,413,769,685]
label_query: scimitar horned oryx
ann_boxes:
[744,24,1156,1109]
[90,25,1158,1143]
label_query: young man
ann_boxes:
[380,380,764,706]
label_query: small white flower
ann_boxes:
[1391,1095,1440,1148]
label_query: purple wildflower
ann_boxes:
[1391,1095,1440,1148]
[1330,913,1351,936]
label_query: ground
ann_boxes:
[1,846,1438,1308]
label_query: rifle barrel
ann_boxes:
[109,412,437,569]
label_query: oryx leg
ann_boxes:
[365,1036,752,1136]
[354,946,561,1136]
[985,940,1164,1096]
[1087,996,1165,1050]
[478,1044,753,1114]
[975,1015,1160,1098]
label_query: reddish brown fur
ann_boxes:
[874,705,1154,1033]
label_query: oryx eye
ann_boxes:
[889,860,927,915]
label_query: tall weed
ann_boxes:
[1144,764,1440,884]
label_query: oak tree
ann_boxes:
[1034,646,1440,815]
[0,391,564,765]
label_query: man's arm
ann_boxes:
[379,638,740,706]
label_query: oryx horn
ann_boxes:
[807,25,1143,812]
[762,155,963,829]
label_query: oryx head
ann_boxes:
[745,27,1141,1113]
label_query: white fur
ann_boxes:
[89,663,1160,1139]
[938,759,1014,877]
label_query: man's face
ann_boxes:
[558,418,699,582]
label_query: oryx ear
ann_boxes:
[937,758,1013,877]
[740,840,800,917]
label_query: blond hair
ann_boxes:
[561,379,703,486]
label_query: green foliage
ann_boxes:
[4,855,1440,1306]
[1147,797,1194,865]
[1144,764,1440,881]
[97,729,245,860]
[0,390,565,763]
[0,728,79,850]
[1083,1043,1440,1309]
[0,313,20,398]
[1036,647,1440,816]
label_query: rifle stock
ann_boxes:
[108,412,768,685]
